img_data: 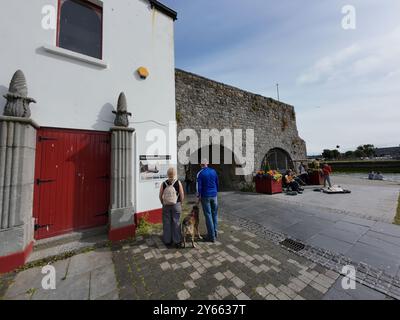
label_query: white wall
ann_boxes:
[0,0,177,214]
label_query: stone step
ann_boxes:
[28,227,109,264]
[33,226,108,251]
[28,234,109,264]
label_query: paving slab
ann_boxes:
[345,242,400,276]
[371,222,400,238]
[4,259,69,299]
[283,218,335,241]
[363,230,400,246]
[319,226,364,244]
[340,215,377,228]
[32,272,91,300]
[2,248,117,301]
[67,249,113,278]
[307,234,354,255]
[89,263,119,300]
[324,277,388,300]
[357,234,400,258]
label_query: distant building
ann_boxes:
[375,147,400,159]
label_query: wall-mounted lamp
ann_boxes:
[137,67,149,79]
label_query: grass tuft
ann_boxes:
[136,213,162,236]
[394,193,400,226]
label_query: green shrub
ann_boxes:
[176,111,182,124]
[136,214,162,236]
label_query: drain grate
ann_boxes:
[280,238,306,252]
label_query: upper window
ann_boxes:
[58,0,103,59]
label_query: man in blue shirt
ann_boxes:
[197,159,219,242]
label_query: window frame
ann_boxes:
[56,0,104,60]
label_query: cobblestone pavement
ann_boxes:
[112,222,340,300]
[0,213,395,300]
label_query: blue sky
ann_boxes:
[162,0,400,155]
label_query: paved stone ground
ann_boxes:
[324,276,394,300]
[219,188,400,278]
[0,182,400,300]
[273,175,399,223]
[1,193,397,300]
[112,223,339,300]
[1,248,118,300]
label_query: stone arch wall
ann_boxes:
[175,69,307,183]
[262,148,294,172]
[183,143,246,192]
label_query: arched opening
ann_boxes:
[184,145,244,193]
[262,148,293,172]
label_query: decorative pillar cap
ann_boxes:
[3,70,36,118]
[112,92,132,128]
[4,70,36,102]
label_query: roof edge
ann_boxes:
[149,0,177,21]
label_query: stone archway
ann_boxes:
[184,144,244,192]
[262,148,294,172]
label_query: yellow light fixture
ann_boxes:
[137,67,149,79]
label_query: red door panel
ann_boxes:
[33,128,110,240]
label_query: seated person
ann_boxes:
[285,170,304,193]
[298,162,309,185]
[374,172,384,180]
[368,171,375,180]
[289,168,306,186]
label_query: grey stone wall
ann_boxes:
[175,69,307,180]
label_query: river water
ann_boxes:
[334,172,400,183]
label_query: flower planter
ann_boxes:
[255,176,283,195]
[309,171,324,185]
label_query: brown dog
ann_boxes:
[181,206,202,248]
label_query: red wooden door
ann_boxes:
[33,128,110,240]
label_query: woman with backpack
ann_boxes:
[159,167,185,248]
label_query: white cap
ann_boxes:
[201,158,209,165]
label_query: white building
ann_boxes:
[0,0,177,273]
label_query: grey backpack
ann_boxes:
[162,180,178,205]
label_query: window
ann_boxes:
[58,0,103,59]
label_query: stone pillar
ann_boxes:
[109,127,135,241]
[0,116,38,273]
[108,92,135,241]
[0,70,37,273]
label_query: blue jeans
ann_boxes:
[324,175,332,188]
[201,197,218,241]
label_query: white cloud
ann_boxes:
[297,45,361,84]
[297,26,400,85]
